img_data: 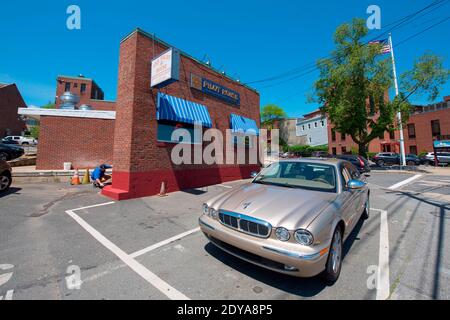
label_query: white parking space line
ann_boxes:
[371,208,390,300]
[4,290,14,300]
[130,227,201,258]
[217,184,233,189]
[388,174,423,190]
[66,205,189,300]
[71,201,116,212]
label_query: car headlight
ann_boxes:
[275,227,290,241]
[294,229,314,246]
[209,208,218,219]
[202,203,209,215]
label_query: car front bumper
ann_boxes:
[199,215,329,277]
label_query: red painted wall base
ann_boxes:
[102,165,260,201]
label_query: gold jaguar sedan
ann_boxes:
[199,159,369,283]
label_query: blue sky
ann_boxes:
[1,0,449,117]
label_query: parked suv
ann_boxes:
[372,152,420,166]
[2,136,37,146]
[421,152,450,165]
[372,152,399,166]
[336,154,371,173]
[0,160,12,193]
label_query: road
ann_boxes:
[0,172,449,300]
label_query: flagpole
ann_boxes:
[388,33,406,166]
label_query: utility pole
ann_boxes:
[388,33,406,166]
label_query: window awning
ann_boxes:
[156,92,212,128]
[230,113,259,135]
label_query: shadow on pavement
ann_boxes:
[0,187,21,199]
[204,216,367,298]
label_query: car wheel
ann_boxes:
[407,160,415,166]
[323,226,343,284]
[0,172,12,193]
[362,195,370,220]
[0,152,8,161]
[376,160,384,166]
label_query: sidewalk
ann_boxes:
[11,166,112,184]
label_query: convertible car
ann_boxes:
[199,159,369,283]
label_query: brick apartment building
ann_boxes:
[327,95,450,155]
[0,83,27,137]
[20,28,261,200]
[55,75,115,111]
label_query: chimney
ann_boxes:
[444,96,450,103]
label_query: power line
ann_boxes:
[245,0,448,86]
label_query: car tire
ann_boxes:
[376,160,384,166]
[0,172,12,193]
[361,195,370,220]
[0,152,8,161]
[323,226,343,284]
[407,160,415,166]
[21,142,29,146]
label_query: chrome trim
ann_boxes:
[262,245,321,261]
[199,218,215,230]
[218,210,272,238]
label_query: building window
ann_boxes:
[389,130,395,140]
[315,122,318,128]
[409,145,418,155]
[157,121,201,144]
[341,146,347,154]
[379,132,384,140]
[341,133,346,141]
[331,129,336,142]
[64,82,71,91]
[309,137,312,143]
[431,120,441,137]
[308,123,311,130]
[332,147,337,155]
[302,125,305,131]
[321,120,325,127]
[81,83,86,93]
[407,124,416,139]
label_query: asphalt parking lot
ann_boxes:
[1,171,449,300]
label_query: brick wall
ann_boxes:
[37,116,114,170]
[0,84,27,137]
[103,29,260,200]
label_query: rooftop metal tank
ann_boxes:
[59,92,80,109]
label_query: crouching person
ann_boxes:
[92,164,112,189]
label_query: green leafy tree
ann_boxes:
[313,18,449,156]
[261,104,287,128]
[41,101,56,109]
[29,125,40,139]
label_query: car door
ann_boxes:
[338,164,360,238]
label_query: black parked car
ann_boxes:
[1,139,19,145]
[372,152,420,166]
[0,143,24,161]
[336,154,371,173]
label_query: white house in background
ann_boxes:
[296,109,328,146]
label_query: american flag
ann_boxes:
[368,39,391,54]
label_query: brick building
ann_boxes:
[102,29,260,200]
[0,83,27,137]
[404,96,450,154]
[327,95,450,155]
[20,28,261,200]
[55,75,115,111]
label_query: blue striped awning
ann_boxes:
[156,92,212,128]
[230,113,259,135]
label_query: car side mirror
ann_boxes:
[348,179,366,189]
[250,171,258,178]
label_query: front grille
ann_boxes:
[218,210,271,238]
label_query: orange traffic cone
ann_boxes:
[71,169,81,185]
[158,181,168,197]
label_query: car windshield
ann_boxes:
[253,161,337,192]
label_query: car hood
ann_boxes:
[209,183,338,230]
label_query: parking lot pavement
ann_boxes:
[0,172,449,300]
